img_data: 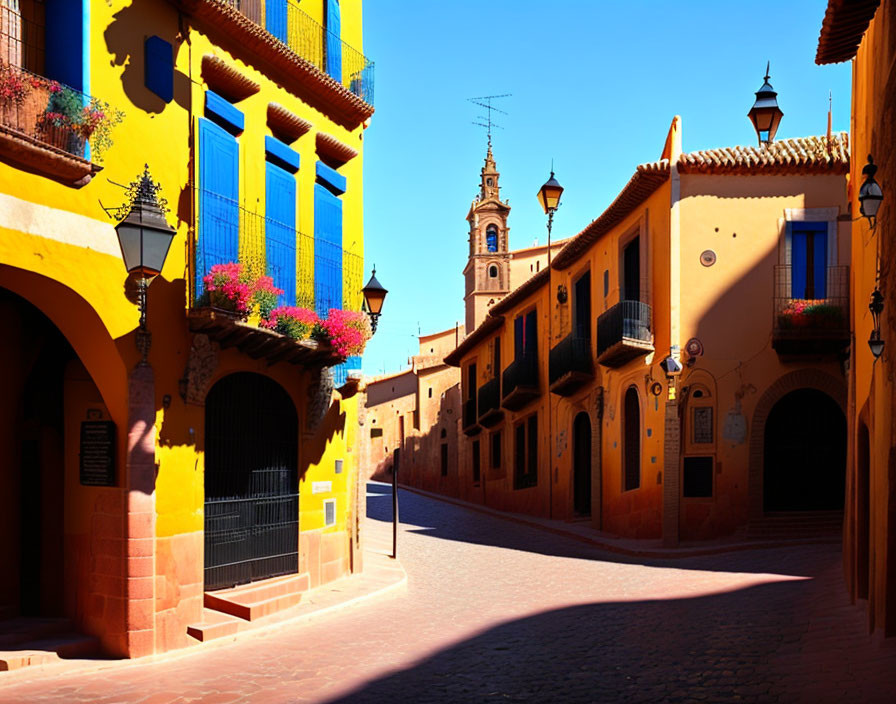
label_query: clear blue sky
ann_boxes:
[360,0,851,376]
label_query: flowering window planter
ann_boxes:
[0,61,123,185]
[772,299,849,357]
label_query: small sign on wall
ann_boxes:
[312,481,332,494]
[79,421,116,486]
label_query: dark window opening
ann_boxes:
[370,428,383,438]
[428,387,433,398]
[573,271,591,339]
[623,386,641,491]
[683,456,713,497]
[493,336,501,378]
[440,428,447,439]
[489,265,498,278]
[491,430,501,469]
[623,236,640,302]
[440,443,448,476]
[514,414,538,490]
[472,440,481,483]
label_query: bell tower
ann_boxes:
[464,145,511,332]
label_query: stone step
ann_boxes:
[186,608,243,642]
[0,617,73,648]
[204,573,310,621]
[0,633,100,671]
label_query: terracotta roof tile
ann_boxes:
[816,0,880,65]
[677,133,850,175]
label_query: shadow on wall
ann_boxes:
[104,0,191,114]
[322,570,893,703]
[363,483,830,578]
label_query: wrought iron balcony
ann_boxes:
[477,376,503,428]
[462,398,480,436]
[501,352,540,412]
[549,333,594,396]
[215,0,374,105]
[193,189,363,312]
[0,59,121,184]
[772,265,849,357]
[596,300,654,367]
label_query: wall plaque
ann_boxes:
[692,407,713,444]
[79,421,116,486]
[312,481,332,494]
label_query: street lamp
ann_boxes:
[869,288,885,359]
[361,267,387,334]
[537,168,563,519]
[859,155,883,226]
[748,62,784,148]
[115,165,176,362]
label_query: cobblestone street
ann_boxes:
[2,482,895,703]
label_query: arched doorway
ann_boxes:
[573,412,591,516]
[763,388,846,512]
[623,387,641,492]
[204,373,299,590]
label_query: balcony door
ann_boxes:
[265,160,297,306]
[623,236,640,302]
[198,117,239,297]
[573,272,591,340]
[791,223,827,299]
[573,412,591,516]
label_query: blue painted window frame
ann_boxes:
[789,222,828,299]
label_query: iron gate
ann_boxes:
[204,373,299,590]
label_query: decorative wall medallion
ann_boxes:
[685,337,704,357]
[700,250,717,267]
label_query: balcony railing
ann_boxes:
[0,60,122,182]
[772,265,849,356]
[596,300,653,367]
[549,333,594,396]
[477,376,503,428]
[501,352,540,412]
[462,397,479,436]
[220,0,374,105]
[193,189,363,314]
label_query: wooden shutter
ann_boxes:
[265,0,287,42]
[574,271,591,338]
[265,161,297,306]
[325,0,342,82]
[313,183,343,316]
[198,117,239,297]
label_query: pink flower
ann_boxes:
[315,308,372,358]
[203,262,253,313]
[263,306,319,340]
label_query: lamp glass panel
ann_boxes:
[144,229,175,275]
[117,223,144,273]
[364,289,386,315]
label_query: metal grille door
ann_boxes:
[204,373,299,590]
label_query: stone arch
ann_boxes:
[748,369,847,520]
[0,267,127,424]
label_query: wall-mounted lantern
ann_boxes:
[115,165,176,363]
[859,155,883,226]
[556,284,568,304]
[869,288,885,359]
[361,267,388,334]
[748,62,784,148]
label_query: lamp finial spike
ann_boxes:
[765,61,770,81]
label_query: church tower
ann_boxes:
[464,145,512,332]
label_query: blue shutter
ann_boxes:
[314,184,343,317]
[525,310,537,357]
[266,0,288,42]
[326,0,342,82]
[198,117,239,298]
[145,36,174,103]
[791,230,807,299]
[265,162,297,306]
[812,230,828,299]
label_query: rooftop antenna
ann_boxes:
[826,90,833,156]
[469,94,511,149]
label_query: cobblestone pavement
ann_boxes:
[2,483,896,703]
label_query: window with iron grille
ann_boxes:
[324,499,336,526]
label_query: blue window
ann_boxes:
[198,117,239,298]
[314,182,343,317]
[790,222,827,299]
[145,36,174,103]
[265,161,297,306]
[486,225,498,252]
[326,0,342,82]
[266,0,288,42]
[45,0,87,92]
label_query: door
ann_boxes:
[204,373,299,590]
[763,388,845,512]
[573,412,591,515]
[574,271,591,340]
[791,223,827,299]
[623,236,640,302]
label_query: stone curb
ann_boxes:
[397,483,839,560]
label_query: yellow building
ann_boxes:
[0,0,373,661]
[816,0,896,637]
[444,117,850,544]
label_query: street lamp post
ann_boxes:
[859,155,884,226]
[115,166,176,363]
[537,169,563,518]
[361,267,388,334]
[748,63,784,148]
